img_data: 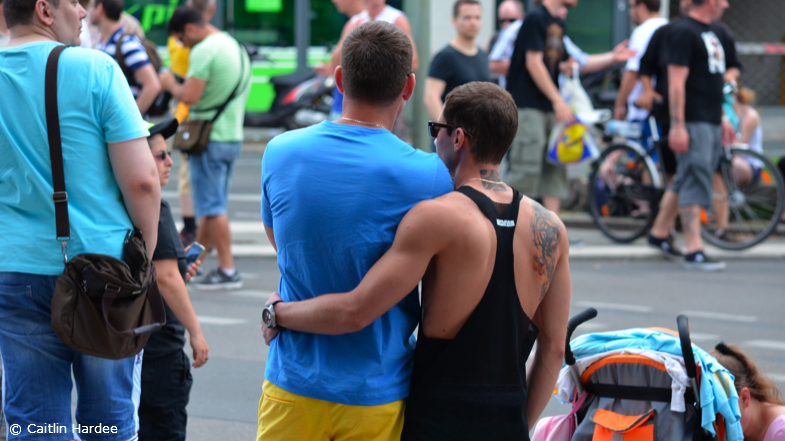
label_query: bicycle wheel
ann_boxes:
[588,144,664,243]
[701,148,785,250]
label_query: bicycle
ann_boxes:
[588,118,785,250]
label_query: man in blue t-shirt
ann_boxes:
[89,0,161,115]
[0,0,159,438]
[258,22,453,441]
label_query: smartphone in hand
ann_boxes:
[185,242,207,266]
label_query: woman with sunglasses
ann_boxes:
[139,118,209,441]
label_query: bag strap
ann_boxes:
[193,41,249,122]
[45,45,71,263]
[101,266,166,337]
[113,31,135,84]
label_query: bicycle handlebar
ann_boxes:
[565,308,598,366]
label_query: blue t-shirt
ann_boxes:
[0,42,149,276]
[262,121,453,405]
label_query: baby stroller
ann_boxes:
[533,309,743,441]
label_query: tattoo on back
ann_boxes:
[531,203,561,300]
[480,169,506,192]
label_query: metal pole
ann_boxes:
[295,0,311,72]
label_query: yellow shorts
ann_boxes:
[256,380,405,441]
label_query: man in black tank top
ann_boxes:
[262,82,572,440]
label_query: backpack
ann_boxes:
[114,31,171,116]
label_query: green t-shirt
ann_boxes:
[187,32,250,142]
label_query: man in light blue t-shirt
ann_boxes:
[0,0,160,438]
[258,22,453,440]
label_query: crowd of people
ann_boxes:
[1,0,784,440]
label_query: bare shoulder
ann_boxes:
[517,197,568,300]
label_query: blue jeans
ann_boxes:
[188,141,242,218]
[0,272,138,441]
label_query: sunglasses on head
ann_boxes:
[154,150,172,161]
[428,121,473,139]
[498,18,517,25]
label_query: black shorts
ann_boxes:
[139,350,193,441]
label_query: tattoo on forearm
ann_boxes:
[531,203,562,300]
[480,169,506,192]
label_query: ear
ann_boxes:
[35,0,56,26]
[402,73,416,102]
[739,388,751,408]
[335,66,345,94]
[184,22,197,35]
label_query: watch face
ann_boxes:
[262,308,271,326]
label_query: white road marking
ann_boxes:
[769,374,785,383]
[745,340,785,351]
[680,310,757,323]
[163,190,261,202]
[197,316,248,326]
[231,290,273,299]
[576,301,653,313]
[687,333,721,342]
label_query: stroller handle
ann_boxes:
[565,308,598,366]
[676,315,698,379]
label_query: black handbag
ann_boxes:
[45,45,166,360]
[173,42,249,155]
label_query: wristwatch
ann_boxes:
[262,300,285,330]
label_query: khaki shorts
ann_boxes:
[177,155,190,195]
[257,380,405,441]
[505,108,568,199]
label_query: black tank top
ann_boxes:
[401,186,539,441]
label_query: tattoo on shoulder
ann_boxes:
[480,169,506,192]
[531,203,562,301]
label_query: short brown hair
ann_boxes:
[340,21,412,106]
[443,82,518,164]
[95,0,123,21]
[635,0,660,12]
[4,0,60,28]
[453,0,480,18]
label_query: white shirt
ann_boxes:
[488,20,522,89]
[354,5,403,25]
[626,16,669,121]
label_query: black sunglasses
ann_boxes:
[154,150,172,161]
[428,121,473,139]
[498,18,517,25]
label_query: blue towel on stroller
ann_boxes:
[567,328,743,441]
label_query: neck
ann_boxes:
[367,3,385,18]
[744,399,768,441]
[454,164,505,191]
[6,24,60,47]
[339,99,400,131]
[541,0,563,17]
[348,2,365,17]
[451,35,476,54]
[688,7,714,24]
[640,12,661,23]
[99,20,122,43]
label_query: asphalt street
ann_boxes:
[160,151,785,441]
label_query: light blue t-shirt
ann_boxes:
[0,42,149,275]
[262,121,453,405]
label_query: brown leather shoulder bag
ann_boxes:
[45,45,166,360]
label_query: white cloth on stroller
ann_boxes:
[555,348,690,412]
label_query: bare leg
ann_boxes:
[196,217,213,253]
[680,205,703,254]
[180,192,195,218]
[200,215,234,270]
[712,173,729,230]
[542,197,560,213]
[651,190,680,238]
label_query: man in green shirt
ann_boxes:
[160,6,250,290]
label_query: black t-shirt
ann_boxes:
[640,18,741,125]
[145,200,187,360]
[667,17,740,124]
[506,5,567,111]
[428,45,490,101]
